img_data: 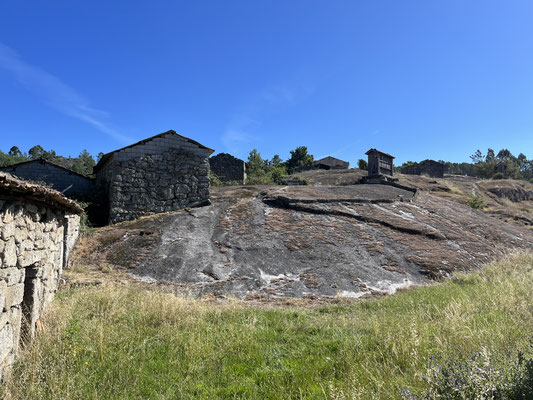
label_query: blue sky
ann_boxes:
[1,1,532,166]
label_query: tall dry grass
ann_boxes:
[2,251,533,399]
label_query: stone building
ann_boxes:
[94,130,214,224]
[312,156,349,170]
[209,153,246,184]
[0,172,81,379]
[401,160,445,178]
[0,159,95,201]
[365,149,395,177]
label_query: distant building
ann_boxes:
[401,159,445,178]
[209,153,246,184]
[94,130,214,223]
[0,159,95,201]
[365,149,394,177]
[312,156,349,170]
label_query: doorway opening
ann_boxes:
[20,266,39,347]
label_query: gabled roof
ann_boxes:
[94,130,215,171]
[0,158,93,179]
[210,152,245,163]
[365,148,395,159]
[313,156,349,164]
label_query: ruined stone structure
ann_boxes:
[209,153,246,184]
[0,159,95,201]
[94,130,214,223]
[0,172,81,379]
[366,149,394,177]
[401,160,445,178]
[312,156,349,170]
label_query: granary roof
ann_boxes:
[0,158,94,179]
[0,172,83,214]
[365,148,395,159]
[94,130,215,171]
[313,156,349,164]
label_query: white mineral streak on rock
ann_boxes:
[259,269,300,284]
[366,279,414,295]
[338,290,367,299]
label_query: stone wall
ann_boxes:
[209,153,246,184]
[96,132,212,223]
[0,173,81,380]
[0,160,95,201]
[401,160,445,178]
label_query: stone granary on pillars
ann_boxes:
[401,160,445,178]
[209,153,246,184]
[366,149,395,177]
[0,172,82,379]
[0,159,95,201]
[94,130,215,224]
[312,156,350,170]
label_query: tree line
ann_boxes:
[2,144,532,183]
[397,148,533,182]
[0,145,103,176]
[244,146,315,184]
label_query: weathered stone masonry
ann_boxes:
[209,153,246,184]
[0,173,81,379]
[95,130,214,223]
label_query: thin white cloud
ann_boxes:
[222,81,316,155]
[0,42,131,143]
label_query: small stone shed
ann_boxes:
[0,172,82,379]
[209,153,246,184]
[0,159,95,201]
[366,149,394,177]
[312,156,349,170]
[94,130,214,224]
[401,160,445,178]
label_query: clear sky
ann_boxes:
[1,1,532,166]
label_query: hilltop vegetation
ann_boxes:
[0,145,100,176]
[2,251,533,399]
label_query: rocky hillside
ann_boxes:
[74,173,533,299]
[296,169,533,227]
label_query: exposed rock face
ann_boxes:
[81,185,532,300]
[94,131,214,224]
[0,173,81,379]
[209,153,246,184]
[488,187,533,202]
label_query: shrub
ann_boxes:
[492,172,505,180]
[209,171,241,187]
[270,166,288,185]
[209,171,223,187]
[401,348,533,399]
[79,212,91,232]
[278,176,311,185]
[357,159,368,170]
[245,174,275,185]
[466,194,486,209]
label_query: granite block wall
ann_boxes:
[0,197,80,379]
[209,153,246,184]
[96,133,212,223]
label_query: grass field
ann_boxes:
[2,251,533,399]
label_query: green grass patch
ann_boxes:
[2,251,533,399]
